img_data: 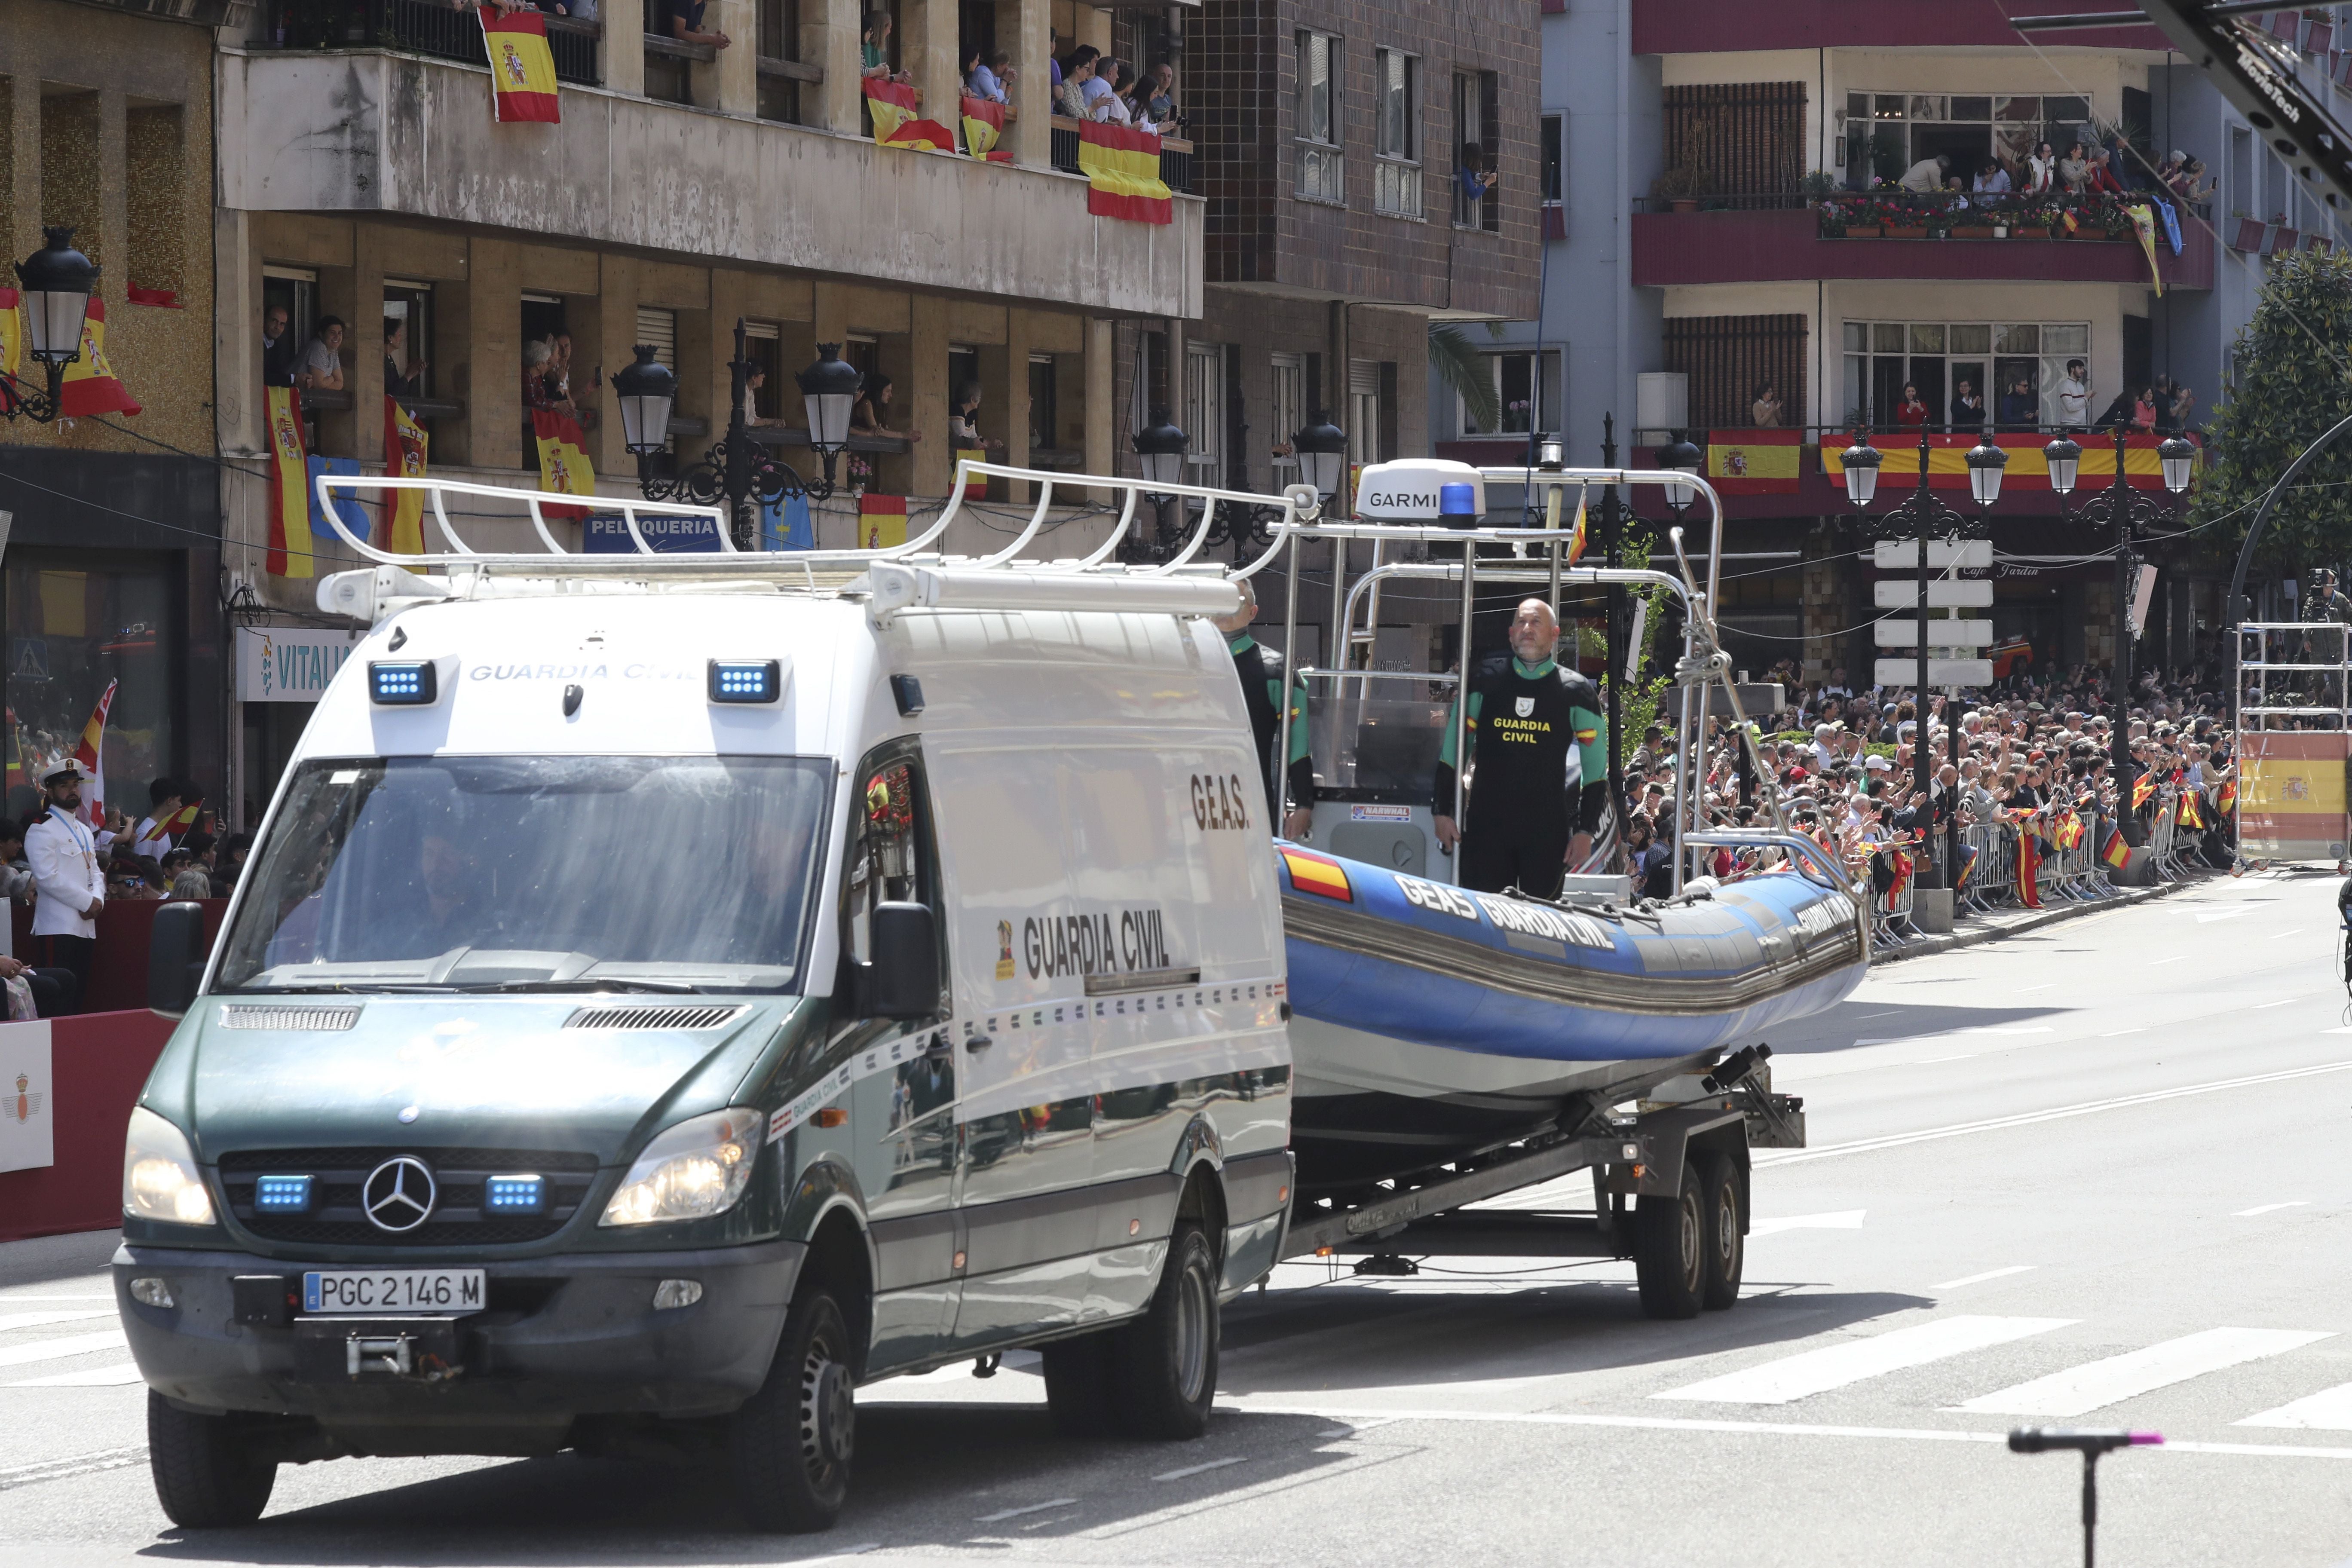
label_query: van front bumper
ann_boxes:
[113,1238,805,1422]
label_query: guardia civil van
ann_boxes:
[116,474,1301,1531]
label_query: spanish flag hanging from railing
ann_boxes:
[479,7,561,122]
[1705,429,1802,494]
[532,408,596,521]
[383,395,431,554]
[960,96,1011,162]
[1078,122,1172,224]
[59,299,139,418]
[864,80,955,151]
[859,493,909,548]
[265,385,311,578]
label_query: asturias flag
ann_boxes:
[265,384,312,579]
[72,679,116,829]
[961,95,1012,162]
[532,408,597,521]
[1078,122,1173,224]
[383,395,431,554]
[859,493,909,549]
[58,298,139,418]
[480,7,561,122]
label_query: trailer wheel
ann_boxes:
[727,1286,855,1533]
[147,1392,276,1528]
[1699,1154,1745,1311]
[1111,1219,1220,1439]
[1635,1165,1706,1320]
[1041,1331,1119,1438]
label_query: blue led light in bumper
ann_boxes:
[707,659,781,704]
[253,1174,313,1213]
[484,1174,547,1213]
[369,661,437,704]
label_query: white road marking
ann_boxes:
[6,1362,144,1388]
[1225,1403,2352,1462]
[1756,1060,2352,1167]
[0,1311,116,1334]
[1654,1315,2073,1406]
[0,1446,147,1492]
[2100,1029,2147,1037]
[2275,929,2306,939]
[2237,1380,2352,1430]
[1152,1457,1246,1482]
[1749,1210,1867,1238]
[2234,1202,2310,1217]
[2194,908,2251,922]
[1931,1266,2037,1291]
[2254,998,2300,1010]
[975,1499,1078,1522]
[1954,1328,2336,1417]
[2147,956,2187,965]
[1914,1055,1978,1064]
[0,1331,126,1369]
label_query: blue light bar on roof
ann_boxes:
[369,661,437,705]
[707,659,781,704]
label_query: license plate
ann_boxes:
[301,1268,484,1316]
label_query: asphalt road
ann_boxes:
[6,869,2352,1566]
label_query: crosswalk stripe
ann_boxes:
[1954,1328,2336,1416]
[1654,1315,2076,1406]
[0,1331,127,1370]
[6,1362,145,1389]
[2235,1378,2352,1431]
[0,1310,116,1335]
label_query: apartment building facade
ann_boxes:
[1449,0,2302,689]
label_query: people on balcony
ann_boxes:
[1899,153,1949,194]
[1953,378,1985,430]
[859,9,903,80]
[297,316,346,394]
[1057,46,1099,119]
[1894,384,1928,430]
[1081,55,1124,122]
[851,373,922,445]
[2058,359,2091,429]
[966,47,1014,108]
[384,318,427,401]
[741,366,774,429]
[1144,62,1181,133]
[2058,143,2090,193]
[948,381,1004,455]
[1459,143,1499,207]
[1999,374,2037,431]
[2085,149,2125,196]
[2130,386,2159,432]
[1749,383,1782,428]
[261,304,297,389]
[660,0,730,51]
[2026,141,2057,194]
[1973,160,2011,196]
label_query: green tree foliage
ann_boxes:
[2192,250,2352,573]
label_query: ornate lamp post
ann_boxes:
[2045,422,2195,836]
[619,318,813,549]
[1290,411,1348,506]
[795,343,862,500]
[1129,410,1191,561]
[1,227,97,424]
[1843,426,2005,887]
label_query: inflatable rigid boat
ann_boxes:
[1275,842,1868,1190]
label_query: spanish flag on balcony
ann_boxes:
[1705,429,1801,494]
[864,80,955,151]
[265,385,312,579]
[58,299,139,419]
[0,289,19,380]
[1078,122,1172,224]
[955,449,987,499]
[961,95,1012,162]
[859,492,909,548]
[383,395,431,555]
[532,408,596,522]
[479,7,560,123]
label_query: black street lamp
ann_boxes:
[1657,432,1703,516]
[1290,411,1348,505]
[625,318,811,549]
[1,227,97,424]
[1843,426,2003,888]
[2046,421,2195,840]
[796,343,862,499]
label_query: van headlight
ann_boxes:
[123,1107,217,1227]
[600,1107,762,1227]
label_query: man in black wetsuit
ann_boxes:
[1216,577,1315,838]
[1432,598,1609,897]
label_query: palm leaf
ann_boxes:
[1430,324,1502,435]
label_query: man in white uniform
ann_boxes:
[26,760,105,1003]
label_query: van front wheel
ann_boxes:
[1112,1219,1219,1439]
[728,1287,855,1533]
[147,1391,276,1528]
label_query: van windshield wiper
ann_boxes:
[455,978,705,995]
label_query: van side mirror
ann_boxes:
[148,901,207,1017]
[861,901,941,1020]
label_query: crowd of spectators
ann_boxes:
[1886,127,2207,209]
[1619,660,2241,900]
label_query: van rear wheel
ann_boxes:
[1111,1219,1219,1439]
[727,1287,854,1533]
[147,1391,276,1528]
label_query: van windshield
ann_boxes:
[214,756,833,994]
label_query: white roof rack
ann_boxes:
[308,464,1317,624]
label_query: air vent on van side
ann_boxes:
[564,1004,747,1031]
[217,1004,362,1031]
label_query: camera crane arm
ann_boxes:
[2011,0,2352,215]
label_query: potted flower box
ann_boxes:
[1845,224,1883,237]
[1885,224,1929,239]
[1953,225,1997,239]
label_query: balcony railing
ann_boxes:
[261,0,600,85]
[1817,189,2159,240]
[1048,117,1194,194]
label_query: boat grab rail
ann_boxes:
[1681,829,1865,898]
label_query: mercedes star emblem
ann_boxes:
[362,1155,437,1233]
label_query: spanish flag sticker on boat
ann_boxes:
[1280,847,1352,903]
